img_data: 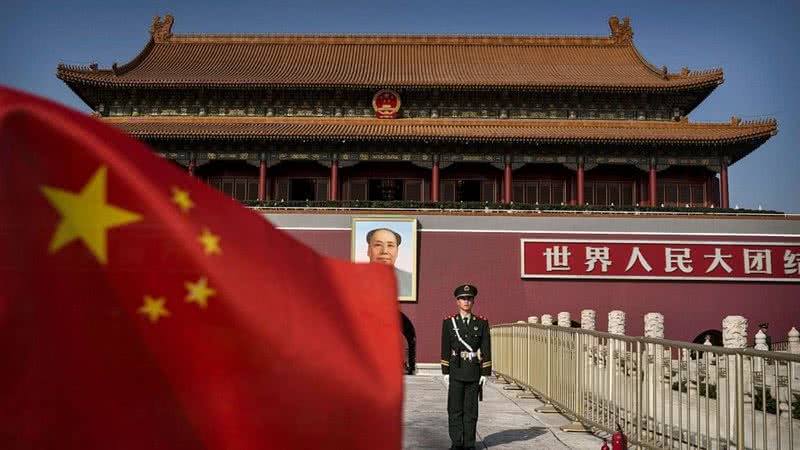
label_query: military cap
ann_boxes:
[454,284,478,299]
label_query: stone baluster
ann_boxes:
[581,309,596,330]
[527,316,539,324]
[723,315,750,415]
[776,363,792,418]
[753,330,768,373]
[607,311,626,400]
[644,312,666,375]
[608,310,625,335]
[788,327,800,353]
[541,314,553,326]
[723,316,748,348]
[754,330,769,351]
[579,310,596,390]
[769,329,792,419]
[644,313,664,339]
[681,348,697,392]
[703,334,717,385]
[788,327,800,385]
[644,313,665,421]
[557,312,571,327]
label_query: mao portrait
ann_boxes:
[351,218,418,302]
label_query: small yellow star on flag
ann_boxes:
[171,187,194,213]
[139,295,170,323]
[41,166,142,264]
[185,277,216,308]
[198,228,222,255]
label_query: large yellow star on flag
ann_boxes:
[198,228,222,255]
[40,166,142,264]
[185,277,216,308]
[171,187,194,213]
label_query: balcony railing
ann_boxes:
[244,200,787,216]
[492,323,800,450]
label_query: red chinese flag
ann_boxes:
[0,86,402,449]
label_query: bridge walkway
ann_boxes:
[403,373,605,450]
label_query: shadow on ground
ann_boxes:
[481,426,549,447]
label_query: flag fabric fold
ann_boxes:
[0,86,402,449]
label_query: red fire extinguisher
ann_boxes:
[611,424,628,450]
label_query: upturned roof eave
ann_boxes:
[57,74,724,94]
[126,134,774,145]
[106,117,776,147]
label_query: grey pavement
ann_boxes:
[403,373,605,450]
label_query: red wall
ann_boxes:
[285,228,800,363]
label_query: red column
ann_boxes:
[330,159,339,201]
[431,160,440,202]
[258,160,267,202]
[576,161,584,205]
[503,162,512,203]
[720,161,729,208]
[649,162,657,207]
[636,177,647,205]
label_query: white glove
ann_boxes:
[443,375,449,385]
[479,376,487,386]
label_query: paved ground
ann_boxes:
[404,373,605,449]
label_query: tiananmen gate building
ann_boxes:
[58,15,799,365]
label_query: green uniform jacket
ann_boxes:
[440,314,492,382]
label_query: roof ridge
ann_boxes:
[157,14,627,46]
[167,33,617,46]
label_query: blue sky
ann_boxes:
[2,0,798,212]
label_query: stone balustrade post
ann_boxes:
[753,330,768,372]
[581,309,596,330]
[723,315,750,411]
[541,314,553,326]
[527,316,539,324]
[723,315,748,349]
[788,327,800,388]
[754,330,768,351]
[703,334,718,385]
[578,310,596,390]
[644,312,664,420]
[607,310,625,400]
[788,327,800,353]
[608,310,625,335]
[557,312,571,327]
[681,348,697,392]
[644,312,664,339]
[776,363,792,417]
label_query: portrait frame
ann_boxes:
[351,217,418,302]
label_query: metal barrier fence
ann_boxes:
[492,323,800,449]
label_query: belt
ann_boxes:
[460,351,478,361]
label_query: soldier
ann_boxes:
[441,284,491,450]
